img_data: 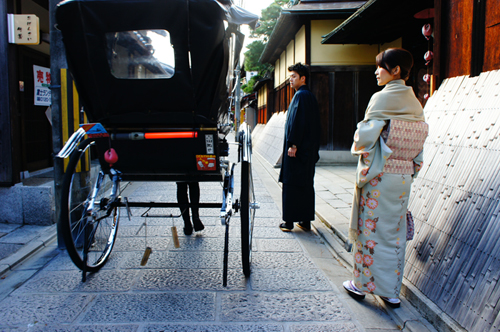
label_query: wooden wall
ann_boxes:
[309,67,379,151]
[406,70,500,331]
[438,0,500,79]
[439,0,474,78]
[310,72,330,149]
[484,0,500,72]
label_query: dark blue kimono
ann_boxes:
[278,85,321,222]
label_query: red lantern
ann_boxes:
[424,51,434,65]
[104,148,119,166]
[422,24,433,40]
[423,74,431,84]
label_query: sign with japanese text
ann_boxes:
[33,65,51,106]
[7,14,40,45]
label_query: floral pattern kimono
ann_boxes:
[351,119,428,298]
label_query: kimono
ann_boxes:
[279,85,321,222]
[349,80,428,298]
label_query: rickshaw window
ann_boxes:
[106,29,175,79]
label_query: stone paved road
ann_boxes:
[0,146,400,331]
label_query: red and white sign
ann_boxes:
[33,65,51,106]
[196,155,216,171]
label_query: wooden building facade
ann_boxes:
[322,0,500,330]
[259,0,380,157]
[254,78,273,125]
[0,0,53,186]
[258,0,433,161]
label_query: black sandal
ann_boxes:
[279,222,293,232]
[380,296,401,308]
[343,280,366,300]
[297,221,311,231]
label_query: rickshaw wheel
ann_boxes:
[59,139,119,273]
[240,159,255,277]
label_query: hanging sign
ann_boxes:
[7,14,40,45]
[33,65,51,106]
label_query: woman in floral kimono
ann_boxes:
[343,48,428,308]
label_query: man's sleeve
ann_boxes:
[286,93,307,148]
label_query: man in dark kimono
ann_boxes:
[279,63,321,232]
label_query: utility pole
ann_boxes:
[49,0,67,247]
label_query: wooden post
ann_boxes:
[0,0,14,185]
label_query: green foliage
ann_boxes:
[242,75,262,94]
[250,0,289,41]
[241,0,290,92]
[243,40,267,72]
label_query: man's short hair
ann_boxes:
[288,62,310,84]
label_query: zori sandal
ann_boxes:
[343,280,365,300]
[380,296,401,308]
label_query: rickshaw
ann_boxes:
[55,0,259,285]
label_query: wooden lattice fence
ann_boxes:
[406,70,500,332]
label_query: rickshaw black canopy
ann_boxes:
[56,0,253,126]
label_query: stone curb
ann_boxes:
[0,224,57,277]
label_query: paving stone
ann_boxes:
[183,225,240,238]
[227,252,243,269]
[336,208,352,219]
[324,199,351,208]
[0,225,48,244]
[15,269,138,293]
[250,252,316,269]
[253,217,283,227]
[0,294,93,326]
[0,223,22,233]
[118,225,169,237]
[339,294,398,329]
[250,269,332,291]
[255,239,303,252]
[254,194,275,203]
[134,268,246,291]
[116,216,148,226]
[336,194,354,204]
[221,292,351,322]
[289,322,360,332]
[43,252,83,271]
[195,208,225,217]
[0,243,22,260]
[113,236,170,252]
[254,204,281,218]
[30,324,139,332]
[252,227,295,239]
[81,293,215,323]
[121,250,223,269]
[168,236,241,252]
[44,251,123,271]
[143,323,284,331]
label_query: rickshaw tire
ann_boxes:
[59,138,119,273]
[241,160,253,277]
